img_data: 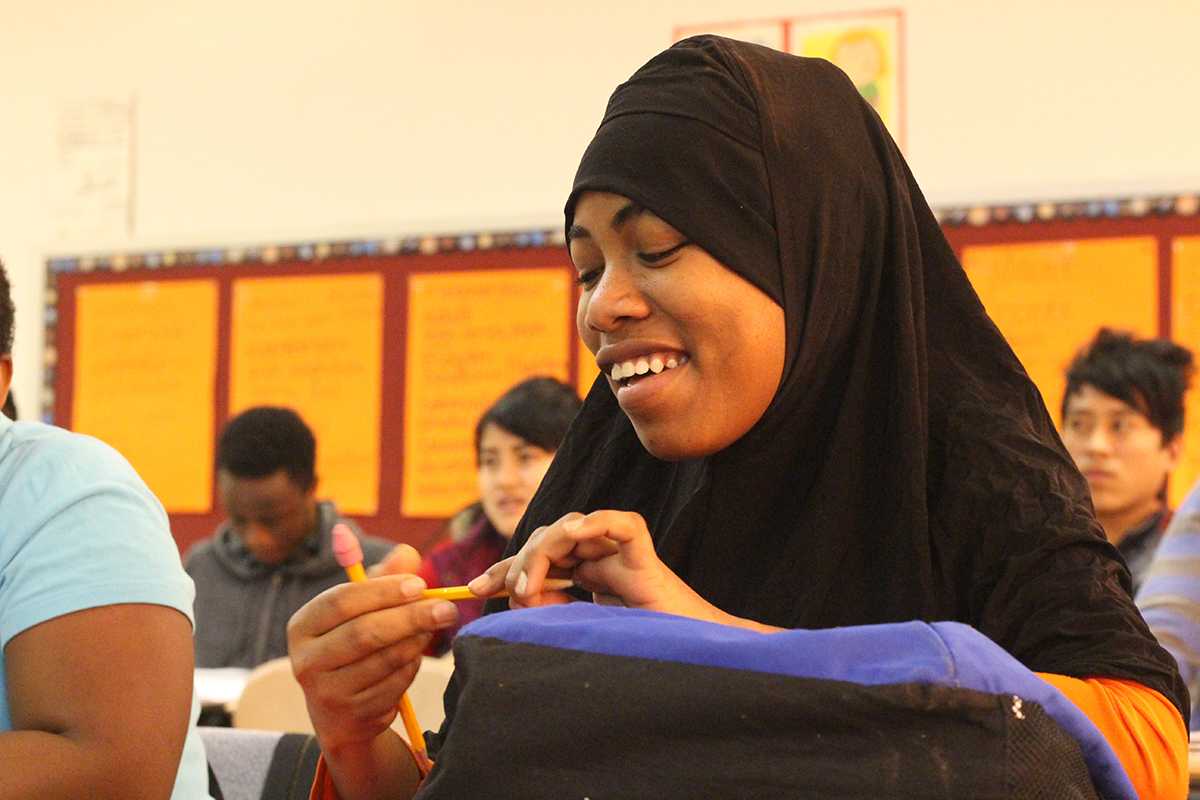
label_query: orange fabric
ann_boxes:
[307,755,337,800]
[1036,673,1187,800]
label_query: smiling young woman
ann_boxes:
[292,35,1187,800]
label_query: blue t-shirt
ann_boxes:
[0,417,210,798]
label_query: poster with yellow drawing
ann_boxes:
[789,11,903,145]
[675,10,904,146]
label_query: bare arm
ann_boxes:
[0,603,194,800]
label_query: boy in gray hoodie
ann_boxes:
[185,406,392,668]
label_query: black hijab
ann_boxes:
[495,36,1185,715]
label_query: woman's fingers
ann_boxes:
[288,576,459,703]
[466,557,513,597]
[294,599,456,672]
[341,658,422,724]
[482,511,654,600]
[466,511,660,608]
[567,510,654,558]
[505,515,590,597]
[297,624,432,700]
[290,575,428,640]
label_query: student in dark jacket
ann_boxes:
[417,377,582,655]
[185,406,392,668]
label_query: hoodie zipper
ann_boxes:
[253,572,284,665]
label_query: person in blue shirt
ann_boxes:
[1138,481,1200,730]
[0,259,210,798]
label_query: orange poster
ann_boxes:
[72,279,218,513]
[963,237,1159,422]
[574,285,599,399]
[1171,236,1200,507]
[230,273,383,515]
[578,336,599,400]
[403,269,572,518]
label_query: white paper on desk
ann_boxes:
[195,667,251,707]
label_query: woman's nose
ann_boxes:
[584,264,651,333]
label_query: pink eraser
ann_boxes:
[331,523,364,568]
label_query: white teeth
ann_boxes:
[608,354,685,383]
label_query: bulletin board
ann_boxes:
[46,231,583,554]
[45,193,1200,553]
[940,194,1200,507]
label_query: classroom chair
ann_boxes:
[232,654,456,740]
[199,727,320,800]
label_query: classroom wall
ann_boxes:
[1,0,1198,414]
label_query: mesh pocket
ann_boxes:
[1007,695,1100,800]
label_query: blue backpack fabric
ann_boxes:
[418,604,1132,799]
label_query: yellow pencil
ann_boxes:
[331,524,430,768]
[421,578,575,602]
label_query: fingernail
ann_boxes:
[515,571,528,596]
[467,573,489,593]
[432,601,457,626]
[400,576,425,598]
[563,517,583,532]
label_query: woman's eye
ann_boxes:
[638,241,691,264]
[576,268,602,287]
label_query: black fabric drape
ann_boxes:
[489,35,1186,717]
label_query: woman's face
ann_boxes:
[477,423,556,538]
[569,191,785,460]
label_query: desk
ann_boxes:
[196,667,250,726]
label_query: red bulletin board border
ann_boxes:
[47,230,575,554]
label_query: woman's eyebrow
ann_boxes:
[567,202,648,244]
[610,201,646,230]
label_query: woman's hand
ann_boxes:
[287,544,457,755]
[467,510,723,622]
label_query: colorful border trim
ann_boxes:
[935,193,1200,227]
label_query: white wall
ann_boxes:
[2,0,1198,415]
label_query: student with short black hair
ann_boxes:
[1060,328,1194,591]
[0,259,210,797]
[185,406,393,668]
